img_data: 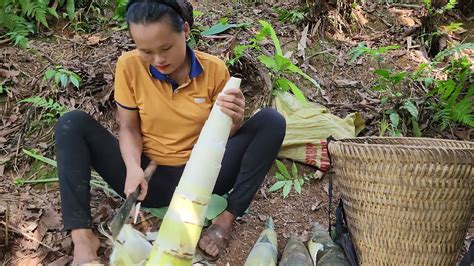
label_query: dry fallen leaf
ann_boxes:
[0,69,20,78]
[313,170,324,180]
[38,142,48,149]
[398,15,416,27]
[311,200,322,211]
[86,35,108,46]
[47,256,72,266]
[297,25,309,60]
[257,212,268,222]
[61,237,72,253]
[334,79,359,88]
[41,206,62,230]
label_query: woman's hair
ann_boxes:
[125,0,193,32]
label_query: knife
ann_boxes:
[109,160,157,240]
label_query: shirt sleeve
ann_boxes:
[211,60,231,102]
[114,58,138,110]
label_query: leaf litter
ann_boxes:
[0,0,472,265]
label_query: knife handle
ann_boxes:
[128,160,158,201]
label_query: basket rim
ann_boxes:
[329,137,474,151]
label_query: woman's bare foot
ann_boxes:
[71,229,100,265]
[198,211,235,259]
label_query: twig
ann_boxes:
[389,3,422,8]
[324,102,379,111]
[92,54,116,64]
[0,39,10,45]
[54,35,94,49]
[33,49,54,65]
[13,132,22,167]
[5,204,8,246]
[307,49,337,60]
[202,35,234,39]
[0,221,65,255]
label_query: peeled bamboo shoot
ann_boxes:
[279,235,312,266]
[109,224,152,265]
[146,77,242,266]
[244,217,278,266]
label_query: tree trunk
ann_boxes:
[305,0,353,32]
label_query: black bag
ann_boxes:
[460,241,473,266]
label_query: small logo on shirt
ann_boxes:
[194,97,205,104]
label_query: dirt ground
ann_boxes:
[0,0,472,265]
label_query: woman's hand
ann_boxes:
[124,164,148,201]
[216,88,245,129]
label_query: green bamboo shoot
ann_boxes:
[308,223,350,266]
[146,77,242,265]
[279,235,312,266]
[244,217,278,266]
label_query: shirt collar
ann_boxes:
[149,46,204,81]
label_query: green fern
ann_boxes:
[0,0,72,48]
[0,12,33,48]
[430,56,473,129]
[17,0,49,27]
[275,7,306,24]
[66,0,75,21]
[19,96,68,116]
[451,97,474,127]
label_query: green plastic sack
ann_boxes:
[274,92,364,171]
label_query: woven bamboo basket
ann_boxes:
[328,137,474,265]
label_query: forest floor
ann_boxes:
[0,0,473,265]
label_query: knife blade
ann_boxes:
[109,160,157,240]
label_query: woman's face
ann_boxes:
[129,20,189,75]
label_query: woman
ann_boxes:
[55,0,286,264]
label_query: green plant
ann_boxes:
[19,96,68,119]
[366,43,473,136]
[0,84,8,94]
[420,0,458,57]
[16,149,119,197]
[383,100,420,137]
[440,22,464,35]
[0,0,75,48]
[145,194,227,223]
[201,17,248,36]
[424,0,457,15]
[275,7,307,24]
[112,0,128,21]
[428,56,473,129]
[349,42,400,68]
[372,69,421,137]
[229,20,320,104]
[44,66,81,89]
[268,160,310,198]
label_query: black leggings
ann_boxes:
[55,108,286,230]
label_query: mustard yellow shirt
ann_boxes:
[114,47,230,165]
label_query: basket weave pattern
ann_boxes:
[328,138,474,265]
